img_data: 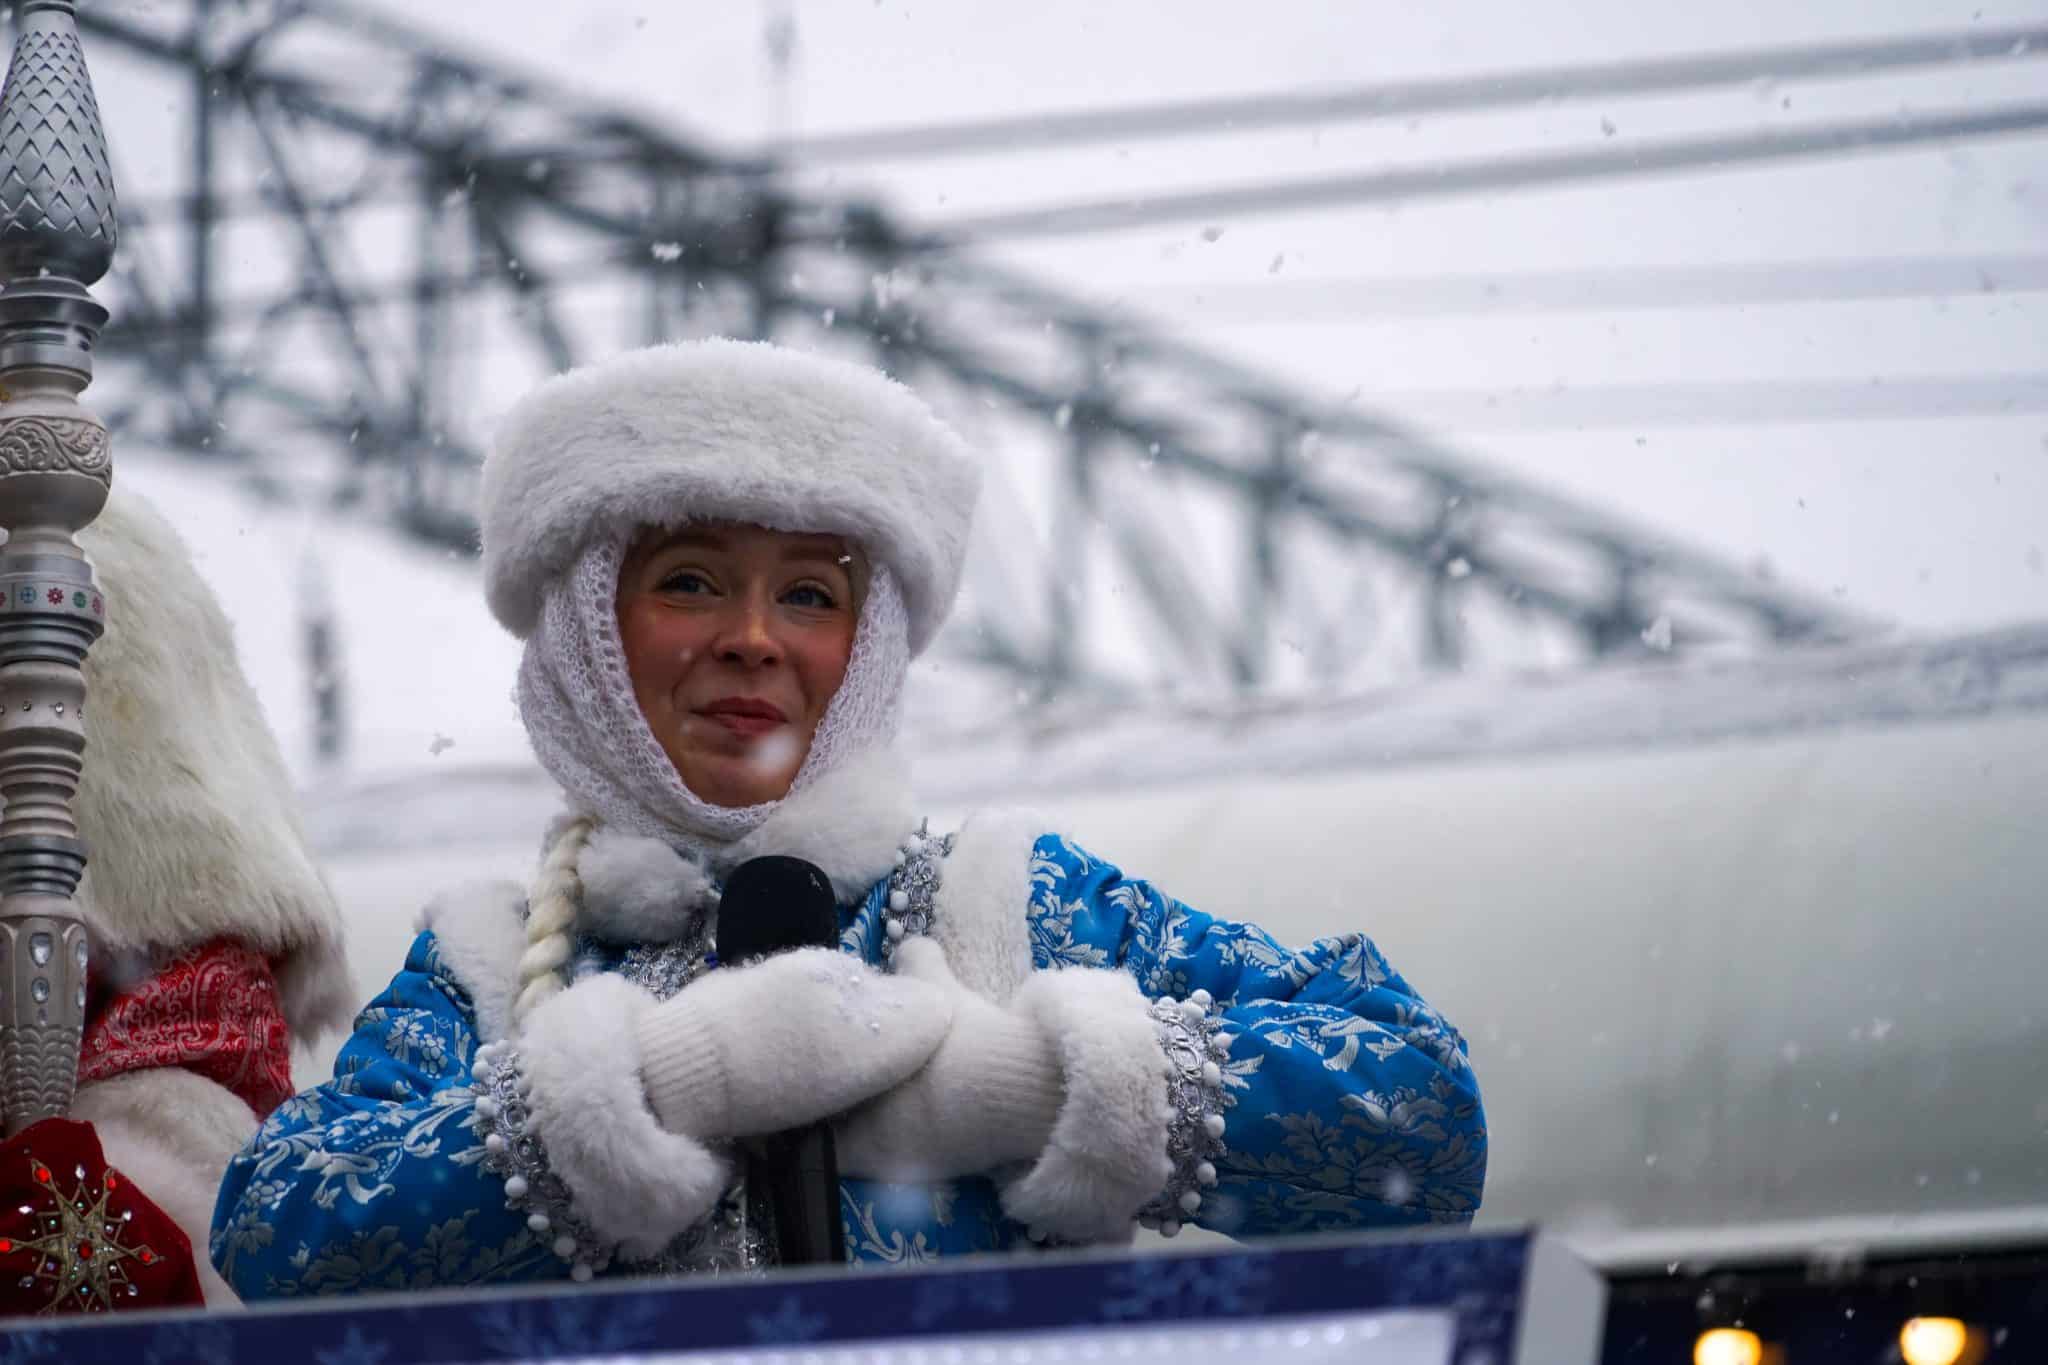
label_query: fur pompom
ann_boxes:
[576,828,714,944]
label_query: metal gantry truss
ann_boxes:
[69,0,1883,716]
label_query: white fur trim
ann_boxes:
[482,339,981,654]
[575,828,713,944]
[77,487,350,1041]
[421,744,913,1035]
[933,809,1043,1005]
[999,967,1173,1245]
[717,746,915,901]
[416,880,529,1045]
[70,1069,258,1307]
[516,974,733,1259]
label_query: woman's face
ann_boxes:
[616,523,859,808]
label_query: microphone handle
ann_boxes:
[750,1123,847,1265]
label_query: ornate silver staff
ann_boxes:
[0,0,116,1135]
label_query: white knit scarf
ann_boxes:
[515,533,910,851]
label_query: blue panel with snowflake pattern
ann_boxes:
[2,1228,1601,1364]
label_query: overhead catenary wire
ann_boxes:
[912,101,2048,245]
[108,101,2048,254]
[98,252,2048,344]
[1351,373,2048,432]
[1098,256,2048,319]
[772,24,2048,164]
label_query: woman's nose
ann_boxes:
[714,600,782,668]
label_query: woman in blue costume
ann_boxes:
[212,341,1487,1296]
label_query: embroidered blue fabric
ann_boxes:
[211,835,1486,1297]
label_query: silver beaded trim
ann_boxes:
[637,1182,774,1275]
[612,940,775,1272]
[470,1040,610,1281]
[880,821,953,959]
[613,936,714,1001]
[1139,991,1231,1237]
[472,1037,774,1280]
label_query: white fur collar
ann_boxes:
[574,747,915,943]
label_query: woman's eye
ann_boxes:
[783,584,837,610]
[658,571,713,595]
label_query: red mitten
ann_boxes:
[0,1118,204,1316]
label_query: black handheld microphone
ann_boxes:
[714,855,848,1266]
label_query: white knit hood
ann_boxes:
[480,338,982,656]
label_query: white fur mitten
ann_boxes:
[834,938,1066,1182]
[636,947,953,1141]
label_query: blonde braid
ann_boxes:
[513,815,596,1026]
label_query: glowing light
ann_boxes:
[1900,1317,1971,1365]
[1693,1328,1763,1365]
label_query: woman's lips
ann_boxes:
[696,698,787,737]
[702,711,782,737]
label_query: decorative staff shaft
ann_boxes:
[0,0,118,1136]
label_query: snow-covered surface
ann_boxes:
[913,620,2048,801]
[300,617,2048,855]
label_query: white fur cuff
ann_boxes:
[932,808,1043,1005]
[998,966,1174,1245]
[415,879,530,1046]
[515,974,732,1261]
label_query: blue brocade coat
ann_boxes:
[212,807,1486,1299]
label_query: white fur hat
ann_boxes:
[480,339,982,655]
